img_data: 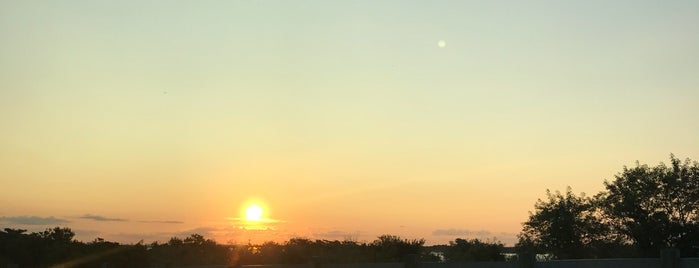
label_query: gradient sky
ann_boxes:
[1,1,698,246]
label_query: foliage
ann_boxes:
[148,234,231,267]
[235,235,428,265]
[518,154,699,258]
[0,227,148,267]
[443,238,505,262]
[370,235,425,262]
[517,188,618,259]
[599,155,699,257]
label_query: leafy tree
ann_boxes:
[37,226,75,243]
[599,155,699,257]
[517,187,617,259]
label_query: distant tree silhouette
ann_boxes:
[444,238,505,262]
[148,233,231,266]
[0,228,33,266]
[0,227,80,266]
[232,235,430,265]
[370,235,425,262]
[282,238,315,263]
[0,227,172,267]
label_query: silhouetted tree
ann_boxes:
[444,238,505,262]
[516,187,619,259]
[234,235,428,265]
[599,155,699,257]
[0,228,33,266]
[282,238,315,264]
[149,234,231,266]
[370,235,425,262]
[0,227,153,267]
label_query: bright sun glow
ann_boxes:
[245,205,263,221]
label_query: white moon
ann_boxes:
[438,40,446,48]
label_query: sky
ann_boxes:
[1,0,698,246]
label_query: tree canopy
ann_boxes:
[4,229,503,267]
[518,155,699,258]
[517,188,611,259]
[443,238,505,262]
[600,154,699,256]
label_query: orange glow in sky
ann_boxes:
[1,1,698,246]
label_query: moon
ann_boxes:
[245,205,263,221]
[438,40,446,48]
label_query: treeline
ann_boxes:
[0,229,506,267]
[6,154,694,266]
[0,227,148,267]
[517,155,699,259]
[235,235,504,264]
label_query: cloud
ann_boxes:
[312,230,361,241]
[173,227,218,238]
[227,217,285,232]
[139,220,184,224]
[106,227,220,244]
[72,229,101,241]
[0,216,69,225]
[228,217,285,224]
[80,214,127,222]
[432,229,493,236]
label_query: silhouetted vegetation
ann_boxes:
[442,238,505,262]
[148,234,232,267]
[1,228,510,267]
[0,227,149,267]
[517,154,699,259]
[516,188,631,259]
[235,235,438,265]
[4,154,697,265]
[3,228,506,267]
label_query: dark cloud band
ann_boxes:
[80,214,127,222]
[0,216,69,225]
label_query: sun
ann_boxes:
[245,205,263,221]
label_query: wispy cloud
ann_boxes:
[227,217,285,231]
[228,217,285,223]
[312,230,361,240]
[432,229,493,236]
[138,220,184,224]
[80,214,127,222]
[0,216,69,225]
[73,229,101,241]
[173,227,218,238]
[106,227,220,244]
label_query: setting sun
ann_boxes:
[245,205,263,221]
